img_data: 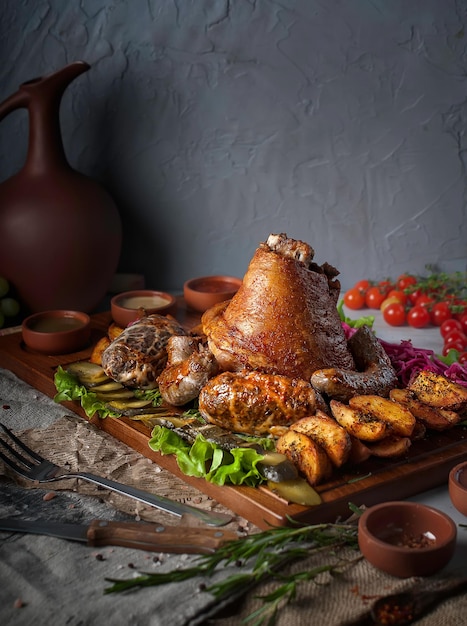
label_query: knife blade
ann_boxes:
[0,518,238,554]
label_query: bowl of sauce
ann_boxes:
[358,500,457,578]
[22,310,91,354]
[111,290,177,327]
[184,275,242,313]
[449,461,467,516]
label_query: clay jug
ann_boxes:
[0,61,122,313]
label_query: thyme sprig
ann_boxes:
[104,515,362,625]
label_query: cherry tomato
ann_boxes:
[453,302,467,321]
[444,329,467,349]
[377,280,394,297]
[397,274,417,291]
[459,312,467,335]
[458,351,467,364]
[354,279,371,294]
[365,286,386,309]
[415,294,434,309]
[344,288,365,310]
[407,288,422,306]
[430,302,452,327]
[440,318,463,338]
[407,305,431,329]
[380,296,404,313]
[386,289,407,306]
[443,342,466,357]
[383,302,406,326]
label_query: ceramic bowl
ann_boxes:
[183,275,242,313]
[22,310,91,354]
[110,290,177,327]
[449,461,467,516]
[358,501,457,578]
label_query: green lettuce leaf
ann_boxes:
[53,365,163,419]
[337,299,375,329]
[148,425,266,487]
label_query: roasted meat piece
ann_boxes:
[202,233,355,380]
[311,325,398,401]
[157,336,218,406]
[101,314,186,389]
[198,370,323,436]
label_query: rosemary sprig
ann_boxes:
[104,516,362,625]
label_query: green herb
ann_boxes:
[337,300,375,329]
[148,425,267,487]
[104,516,362,625]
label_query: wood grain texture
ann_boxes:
[1,299,466,529]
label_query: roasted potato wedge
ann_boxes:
[290,410,351,467]
[276,430,332,486]
[348,395,416,437]
[108,322,125,341]
[389,388,460,430]
[407,370,467,412]
[330,400,389,442]
[366,435,412,458]
[347,436,372,465]
[89,336,110,365]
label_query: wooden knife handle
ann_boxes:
[86,520,238,554]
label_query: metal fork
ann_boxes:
[0,422,232,527]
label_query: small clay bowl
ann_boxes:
[449,461,467,516]
[183,275,242,313]
[111,290,177,327]
[22,310,91,355]
[358,501,457,578]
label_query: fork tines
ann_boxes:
[0,422,43,475]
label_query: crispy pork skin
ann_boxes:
[198,370,322,435]
[101,314,186,389]
[202,234,355,380]
[157,336,218,406]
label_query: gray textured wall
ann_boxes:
[1,0,466,293]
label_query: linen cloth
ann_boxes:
[1,368,467,626]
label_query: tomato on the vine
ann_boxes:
[344,288,365,310]
[440,318,463,338]
[444,329,467,349]
[430,301,452,327]
[458,351,467,365]
[406,289,421,306]
[443,342,466,356]
[383,302,406,326]
[381,296,404,313]
[397,274,417,291]
[459,312,467,335]
[365,286,386,309]
[354,279,371,294]
[415,294,433,309]
[407,305,431,329]
[377,280,394,297]
[386,289,407,306]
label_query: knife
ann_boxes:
[0,518,238,554]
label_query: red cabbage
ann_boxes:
[341,322,467,388]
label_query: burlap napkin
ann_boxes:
[1,367,467,625]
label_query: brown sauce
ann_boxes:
[31,317,85,333]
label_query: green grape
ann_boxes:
[0,277,9,299]
[1,297,20,317]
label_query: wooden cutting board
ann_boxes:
[1,300,467,529]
